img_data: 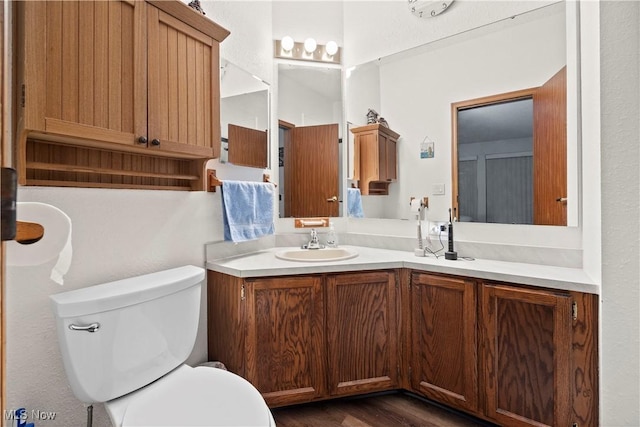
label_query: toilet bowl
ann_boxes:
[106,365,275,426]
[50,265,275,426]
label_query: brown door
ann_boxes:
[228,124,267,168]
[285,124,339,217]
[533,67,567,225]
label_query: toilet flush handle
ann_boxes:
[69,322,100,333]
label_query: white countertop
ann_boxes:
[206,245,599,294]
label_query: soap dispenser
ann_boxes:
[326,221,338,248]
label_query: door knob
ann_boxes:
[556,197,568,203]
[326,196,338,202]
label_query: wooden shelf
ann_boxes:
[25,139,207,191]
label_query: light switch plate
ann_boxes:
[432,183,445,195]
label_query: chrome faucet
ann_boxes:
[302,229,323,250]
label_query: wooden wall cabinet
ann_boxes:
[351,124,399,195]
[14,0,229,190]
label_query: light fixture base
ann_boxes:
[274,39,341,65]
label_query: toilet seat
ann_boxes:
[105,365,274,427]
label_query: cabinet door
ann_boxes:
[378,133,397,181]
[245,276,326,407]
[410,273,478,413]
[147,5,220,158]
[326,271,398,396]
[20,0,143,146]
[481,283,572,427]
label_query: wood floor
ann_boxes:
[271,392,494,427]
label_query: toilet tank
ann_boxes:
[50,265,205,403]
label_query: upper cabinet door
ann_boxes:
[19,0,143,146]
[146,5,220,158]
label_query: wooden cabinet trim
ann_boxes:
[146,0,230,42]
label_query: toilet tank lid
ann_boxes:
[50,265,205,318]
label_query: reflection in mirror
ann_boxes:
[277,64,342,218]
[220,59,270,169]
[453,67,567,226]
[345,2,577,225]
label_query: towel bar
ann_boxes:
[206,169,278,192]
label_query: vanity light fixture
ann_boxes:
[325,41,338,57]
[274,37,341,65]
[303,38,317,54]
[408,0,454,18]
[281,36,295,52]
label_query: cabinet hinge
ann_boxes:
[241,284,245,301]
[572,301,578,320]
[21,84,26,107]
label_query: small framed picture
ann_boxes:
[420,138,434,159]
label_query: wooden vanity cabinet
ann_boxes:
[14,0,229,190]
[209,268,597,424]
[207,271,326,407]
[351,124,399,195]
[326,271,399,397]
[208,269,400,407]
[408,272,599,427]
[480,283,573,427]
[409,272,479,413]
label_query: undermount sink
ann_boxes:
[275,247,359,262]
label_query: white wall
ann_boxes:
[599,1,640,424]
[6,189,222,426]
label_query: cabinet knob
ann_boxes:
[137,136,148,145]
[151,138,161,146]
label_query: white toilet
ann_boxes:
[50,265,275,426]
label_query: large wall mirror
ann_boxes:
[345,1,579,226]
[277,63,343,218]
[220,59,270,169]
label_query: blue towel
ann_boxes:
[347,188,365,218]
[221,180,275,242]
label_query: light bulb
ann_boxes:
[325,41,338,56]
[303,38,317,54]
[281,36,294,52]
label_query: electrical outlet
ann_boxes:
[428,221,448,236]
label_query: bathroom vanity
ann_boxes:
[207,246,598,427]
